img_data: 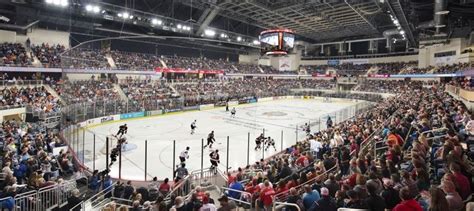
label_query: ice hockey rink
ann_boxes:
[82,98,364,180]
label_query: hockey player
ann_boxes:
[230,107,236,118]
[190,120,197,135]
[209,149,220,174]
[116,124,128,137]
[265,136,277,151]
[204,131,216,149]
[255,133,264,150]
[225,101,229,112]
[179,147,190,163]
[304,123,311,135]
[326,116,333,128]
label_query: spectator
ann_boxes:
[365,181,386,211]
[309,187,337,211]
[217,195,237,211]
[449,163,471,200]
[392,187,423,211]
[440,180,463,211]
[67,189,83,211]
[302,185,320,209]
[199,196,217,211]
[227,179,244,200]
[259,180,275,211]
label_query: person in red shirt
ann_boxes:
[275,181,288,195]
[285,175,299,190]
[259,180,275,210]
[393,187,423,211]
[227,172,236,186]
[158,178,171,196]
[450,163,472,200]
[195,186,206,202]
[296,152,309,167]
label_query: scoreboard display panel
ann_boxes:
[259,29,295,55]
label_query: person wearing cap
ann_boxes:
[308,187,337,211]
[199,196,217,211]
[381,178,401,210]
[217,195,236,211]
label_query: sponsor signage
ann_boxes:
[312,73,332,77]
[367,74,390,78]
[120,112,145,119]
[155,67,224,74]
[327,60,340,66]
[199,104,215,110]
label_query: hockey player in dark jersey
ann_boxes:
[209,149,220,174]
[204,131,216,148]
[190,120,197,135]
[255,133,265,150]
[116,124,128,137]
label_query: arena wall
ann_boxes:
[418,38,469,68]
[238,53,259,64]
[17,29,71,48]
[0,28,70,47]
[0,29,17,43]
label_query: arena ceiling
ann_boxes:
[0,0,473,52]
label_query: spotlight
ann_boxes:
[252,40,260,45]
[45,0,53,3]
[220,33,227,38]
[177,24,182,29]
[59,0,67,6]
[236,36,242,42]
[204,29,216,37]
[122,12,129,19]
[92,6,100,13]
[151,18,162,25]
[393,20,399,25]
[117,13,122,17]
[53,0,60,5]
[85,5,100,13]
[400,30,405,35]
[129,15,134,19]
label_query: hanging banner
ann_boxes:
[279,57,292,71]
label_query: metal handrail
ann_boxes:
[273,201,301,211]
[70,182,117,211]
[220,187,252,206]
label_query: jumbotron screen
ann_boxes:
[259,29,295,55]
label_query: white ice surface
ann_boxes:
[83,98,358,180]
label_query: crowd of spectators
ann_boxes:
[353,80,423,93]
[57,79,120,104]
[111,51,163,71]
[30,43,65,68]
[0,43,32,67]
[0,119,81,210]
[174,78,336,106]
[61,48,110,70]
[375,61,418,74]
[158,82,473,211]
[0,86,60,113]
[120,77,175,111]
[433,62,473,74]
